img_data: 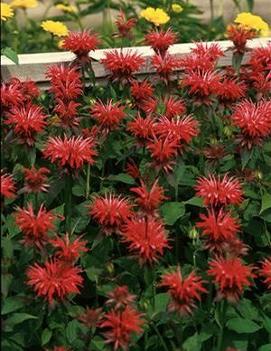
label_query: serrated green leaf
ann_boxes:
[1,297,25,315]
[5,313,38,327]
[160,202,185,225]
[41,328,52,346]
[226,318,261,333]
[66,320,80,344]
[107,173,135,185]
[185,197,204,207]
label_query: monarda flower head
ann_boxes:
[100,305,144,351]
[1,171,16,199]
[151,52,179,83]
[26,260,83,304]
[106,285,136,309]
[145,28,177,56]
[160,267,207,315]
[54,99,80,128]
[1,79,24,109]
[115,11,136,39]
[208,257,254,302]
[226,24,256,54]
[195,174,243,208]
[127,115,156,145]
[101,49,145,83]
[258,258,271,289]
[217,78,246,105]
[230,99,271,148]
[249,44,271,72]
[130,80,153,102]
[164,96,186,119]
[78,307,103,328]
[15,203,56,249]
[23,166,50,193]
[120,216,169,264]
[130,179,166,214]
[191,42,224,63]
[89,194,133,235]
[50,234,88,263]
[10,78,40,102]
[62,30,100,64]
[43,135,97,170]
[5,103,47,145]
[46,64,82,100]
[90,100,126,132]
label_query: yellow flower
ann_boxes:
[58,39,64,49]
[1,3,14,21]
[41,20,69,37]
[55,4,77,14]
[234,12,269,32]
[10,0,39,9]
[140,7,170,26]
[172,3,183,13]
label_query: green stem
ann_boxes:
[86,164,90,199]
[64,174,73,233]
[217,300,227,351]
[150,322,170,351]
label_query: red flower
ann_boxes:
[155,115,199,144]
[208,257,254,302]
[115,11,136,38]
[78,307,103,328]
[181,69,221,104]
[151,53,179,83]
[15,203,56,249]
[5,103,47,145]
[16,79,40,101]
[231,100,271,143]
[258,258,271,289]
[160,268,207,315]
[106,286,136,309]
[23,166,50,193]
[145,28,176,56]
[90,194,132,234]
[127,115,155,144]
[125,160,141,179]
[46,65,82,100]
[217,78,246,104]
[1,172,16,199]
[195,174,243,207]
[164,96,186,119]
[100,305,144,350]
[191,42,224,62]
[91,100,126,131]
[203,144,226,164]
[62,31,100,63]
[120,216,168,264]
[51,347,69,351]
[43,135,96,170]
[227,24,256,54]
[54,99,80,128]
[130,80,153,102]
[249,44,271,72]
[147,135,180,173]
[26,260,83,304]
[130,179,166,214]
[50,234,88,263]
[1,79,23,109]
[101,50,145,83]
[141,97,158,116]
[250,72,271,98]
[196,209,240,253]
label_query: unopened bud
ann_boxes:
[255,170,262,180]
[188,227,199,240]
[223,126,233,137]
[106,262,114,274]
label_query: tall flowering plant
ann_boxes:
[1,14,271,351]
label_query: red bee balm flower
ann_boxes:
[90,194,132,234]
[160,268,207,315]
[227,24,256,54]
[249,44,271,72]
[259,258,271,289]
[127,115,155,144]
[43,135,96,169]
[120,216,168,264]
[5,103,47,145]
[23,166,50,193]
[100,305,144,351]
[191,42,224,63]
[106,285,136,309]
[208,257,254,302]
[1,172,16,198]
[130,80,153,102]
[91,100,126,131]
[62,30,100,62]
[46,65,82,100]
[50,234,88,263]
[217,78,246,104]
[115,11,136,38]
[151,53,179,83]
[54,99,80,128]
[26,260,83,304]
[101,50,145,83]
[1,80,24,109]
[145,28,177,56]
[15,203,56,249]
[130,179,166,214]
[195,174,243,207]
[164,96,186,119]
[78,307,103,328]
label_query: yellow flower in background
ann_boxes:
[10,0,39,9]
[234,12,269,32]
[55,4,77,14]
[41,20,69,37]
[172,4,183,13]
[58,39,64,49]
[1,3,14,20]
[140,7,170,26]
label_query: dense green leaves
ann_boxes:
[160,202,185,225]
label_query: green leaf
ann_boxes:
[1,47,19,64]
[5,313,38,327]
[66,320,80,344]
[226,318,261,333]
[185,197,204,207]
[160,202,185,225]
[258,344,271,351]
[41,328,52,346]
[1,297,25,315]
[183,333,200,351]
[260,192,271,214]
[107,173,135,185]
